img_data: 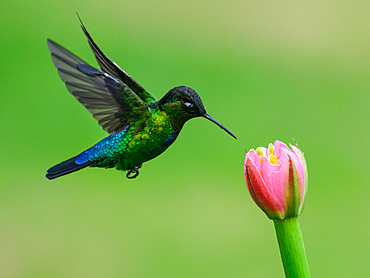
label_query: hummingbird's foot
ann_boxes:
[126,164,142,179]
[126,168,139,179]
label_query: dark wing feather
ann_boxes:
[77,15,156,105]
[47,39,149,135]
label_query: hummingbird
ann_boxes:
[46,17,236,180]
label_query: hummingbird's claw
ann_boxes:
[126,168,139,179]
[126,164,142,179]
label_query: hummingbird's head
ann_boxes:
[160,86,206,117]
[159,86,236,139]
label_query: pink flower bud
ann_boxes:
[244,140,308,219]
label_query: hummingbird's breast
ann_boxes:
[119,110,180,170]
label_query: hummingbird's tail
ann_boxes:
[46,155,97,180]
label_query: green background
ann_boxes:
[0,1,368,277]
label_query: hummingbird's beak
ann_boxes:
[203,114,237,139]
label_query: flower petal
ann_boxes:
[283,155,302,218]
[290,144,308,214]
[244,156,284,219]
[260,153,290,213]
[273,140,291,159]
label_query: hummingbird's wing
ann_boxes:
[78,17,156,105]
[47,39,150,135]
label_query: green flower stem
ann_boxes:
[273,217,310,278]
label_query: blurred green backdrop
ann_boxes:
[0,0,368,277]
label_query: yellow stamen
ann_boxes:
[268,143,275,154]
[256,147,264,155]
[256,147,264,162]
[269,153,278,164]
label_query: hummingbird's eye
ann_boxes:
[184,102,196,113]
